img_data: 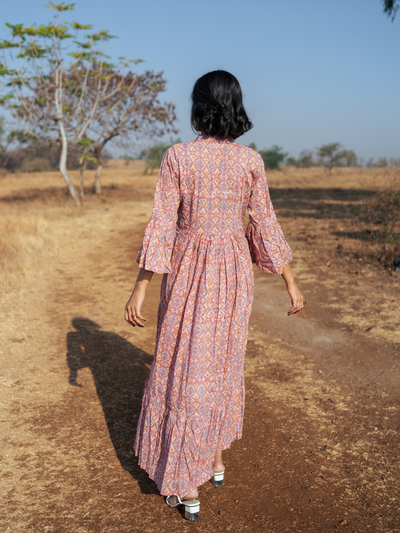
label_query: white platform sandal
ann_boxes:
[211,470,225,487]
[166,495,200,521]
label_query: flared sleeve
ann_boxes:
[245,153,292,274]
[136,147,180,274]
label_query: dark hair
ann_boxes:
[191,70,253,139]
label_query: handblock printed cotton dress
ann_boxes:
[134,134,292,497]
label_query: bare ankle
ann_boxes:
[213,450,224,472]
[212,462,225,472]
[183,488,199,500]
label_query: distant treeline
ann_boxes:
[2,125,399,174]
[248,142,400,170]
[134,140,400,175]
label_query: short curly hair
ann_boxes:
[191,70,253,139]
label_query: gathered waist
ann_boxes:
[174,225,251,258]
[176,227,247,243]
[176,224,245,240]
[169,224,253,267]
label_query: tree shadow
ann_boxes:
[0,187,70,204]
[66,316,158,494]
[333,229,399,242]
[0,185,154,205]
[333,230,378,241]
[269,187,376,220]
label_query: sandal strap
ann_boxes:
[166,495,200,508]
[166,495,182,508]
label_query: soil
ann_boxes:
[1,166,399,532]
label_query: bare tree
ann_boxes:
[66,67,177,193]
[0,2,137,205]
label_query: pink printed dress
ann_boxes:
[134,134,292,497]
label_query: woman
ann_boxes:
[125,70,305,521]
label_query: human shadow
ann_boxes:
[66,316,158,494]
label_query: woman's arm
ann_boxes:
[124,268,154,327]
[246,153,292,275]
[281,264,306,316]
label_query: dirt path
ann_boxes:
[1,178,400,532]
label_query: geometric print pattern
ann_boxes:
[134,134,292,497]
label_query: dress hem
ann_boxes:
[134,434,242,497]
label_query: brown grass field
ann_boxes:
[1,163,399,532]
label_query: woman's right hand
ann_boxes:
[281,264,306,316]
[286,280,305,316]
[125,286,147,327]
[124,267,154,327]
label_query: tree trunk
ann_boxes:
[93,163,103,194]
[59,120,81,205]
[93,150,103,194]
[80,159,87,205]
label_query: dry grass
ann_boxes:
[0,167,156,302]
[268,165,400,190]
[0,213,55,297]
[361,170,400,267]
[0,165,153,197]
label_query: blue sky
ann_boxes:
[1,0,399,160]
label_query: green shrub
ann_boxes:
[259,145,288,170]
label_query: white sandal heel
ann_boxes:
[211,470,225,487]
[166,495,200,521]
